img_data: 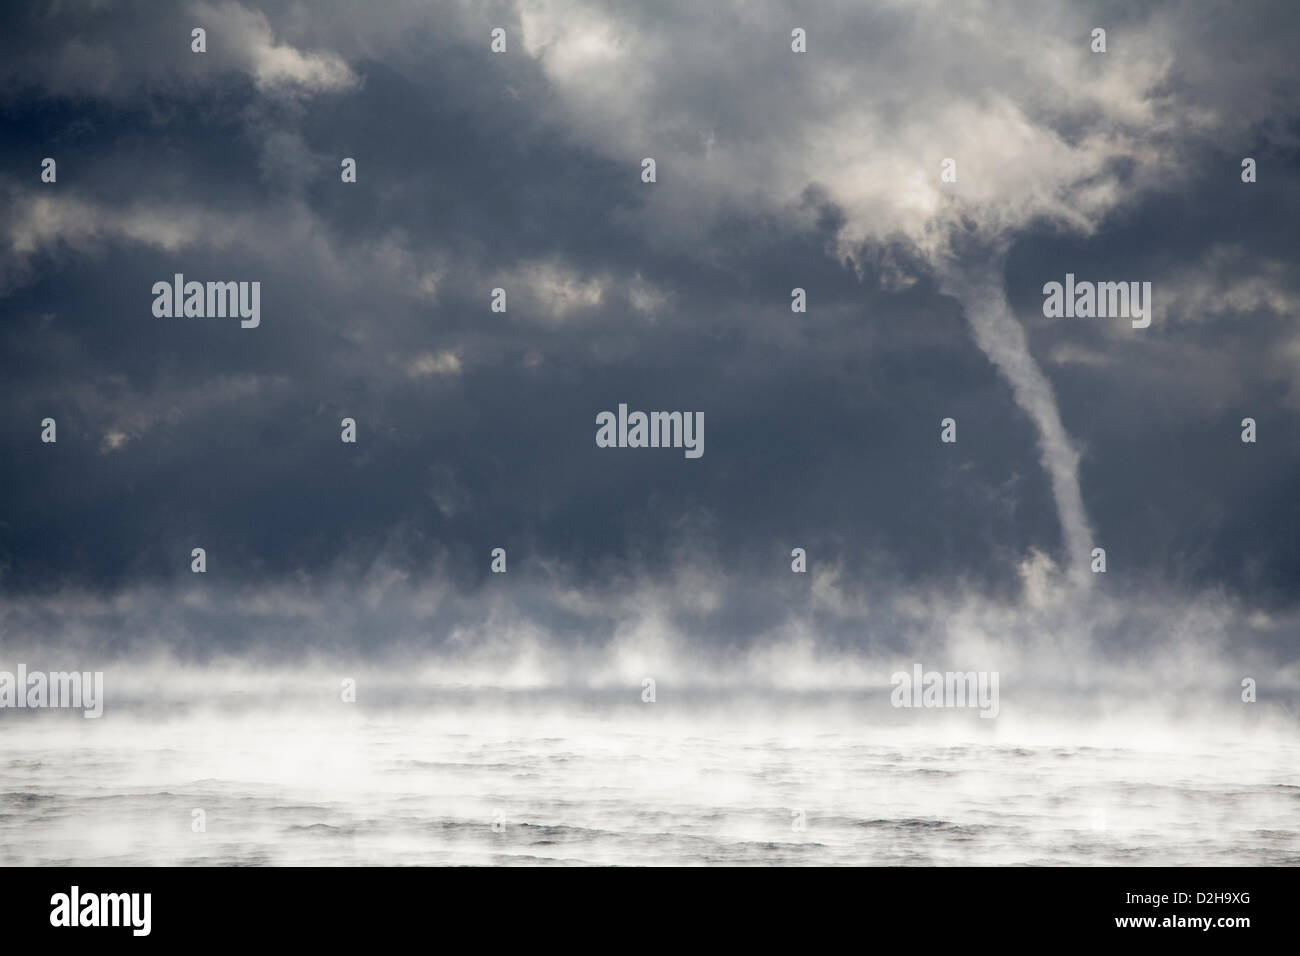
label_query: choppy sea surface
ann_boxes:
[1,695,1297,866]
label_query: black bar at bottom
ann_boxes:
[1,865,1284,944]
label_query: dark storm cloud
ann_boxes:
[0,0,1297,661]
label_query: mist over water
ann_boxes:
[3,562,1299,865]
[2,637,1297,866]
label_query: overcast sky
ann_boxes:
[1,1,1297,678]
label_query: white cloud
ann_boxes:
[516,0,1190,264]
[191,1,357,94]
[1161,244,1299,323]
[627,272,671,317]
[405,350,462,378]
[99,429,129,453]
[509,260,604,319]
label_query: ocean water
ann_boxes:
[2,692,1297,866]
